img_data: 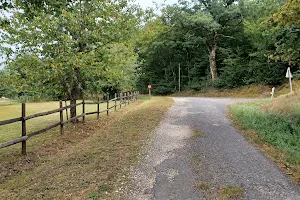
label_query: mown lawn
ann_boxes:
[0,97,173,199]
[0,100,120,144]
[230,97,300,182]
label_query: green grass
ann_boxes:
[192,129,204,139]
[88,183,113,199]
[196,182,210,191]
[0,100,120,144]
[231,103,300,164]
[230,100,300,182]
[139,95,151,100]
[218,185,244,200]
[0,100,20,105]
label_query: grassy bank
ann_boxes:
[0,97,173,199]
[172,80,300,98]
[230,94,300,182]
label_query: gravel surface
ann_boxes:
[128,97,300,200]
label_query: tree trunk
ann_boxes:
[70,98,77,121]
[209,45,218,81]
[70,67,81,122]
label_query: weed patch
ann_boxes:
[196,182,211,191]
[192,129,204,139]
[193,154,201,166]
[218,185,244,200]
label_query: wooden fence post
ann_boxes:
[65,100,69,120]
[130,91,132,102]
[129,91,132,101]
[59,100,64,135]
[128,91,130,105]
[114,93,117,111]
[128,91,130,103]
[124,92,127,107]
[120,93,122,108]
[21,103,26,155]
[97,97,100,120]
[107,93,109,115]
[82,99,85,123]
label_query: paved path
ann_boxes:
[128,97,300,200]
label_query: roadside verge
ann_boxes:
[229,98,300,183]
[0,96,174,200]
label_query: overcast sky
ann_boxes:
[0,0,179,70]
[136,0,178,9]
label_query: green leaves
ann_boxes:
[1,0,142,100]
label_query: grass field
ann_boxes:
[0,100,120,144]
[230,92,300,182]
[0,97,173,199]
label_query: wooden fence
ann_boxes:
[0,91,139,155]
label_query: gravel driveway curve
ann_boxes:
[127,97,300,200]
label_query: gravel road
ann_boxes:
[128,97,300,200]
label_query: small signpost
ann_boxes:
[148,85,152,97]
[286,67,293,93]
[270,87,275,100]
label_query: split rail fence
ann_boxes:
[0,91,139,155]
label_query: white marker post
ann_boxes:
[270,87,275,100]
[286,67,293,93]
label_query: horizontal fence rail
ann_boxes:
[0,91,140,154]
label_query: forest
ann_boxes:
[0,0,299,97]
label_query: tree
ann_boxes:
[268,0,300,67]
[0,69,18,98]
[136,0,290,93]
[187,0,243,81]
[1,0,142,119]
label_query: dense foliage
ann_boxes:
[136,0,299,94]
[0,0,142,101]
[0,0,299,98]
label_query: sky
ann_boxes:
[0,0,179,70]
[136,0,178,9]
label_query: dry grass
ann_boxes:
[172,80,300,98]
[0,97,173,200]
[276,80,300,96]
[263,90,300,117]
[172,85,272,98]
